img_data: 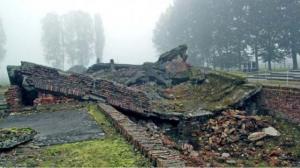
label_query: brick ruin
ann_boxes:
[3,45,300,167]
[259,86,300,124]
[6,63,300,125]
[7,61,151,115]
[5,85,23,112]
[5,45,263,122]
[6,45,300,126]
[98,103,186,167]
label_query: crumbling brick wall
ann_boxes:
[14,62,151,113]
[5,85,23,111]
[259,86,300,123]
[33,92,76,106]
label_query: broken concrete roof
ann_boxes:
[156,44,188,64]
[6,45,261,120]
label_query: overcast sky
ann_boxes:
[0,0,172,81]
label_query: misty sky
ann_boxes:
[0,0,172,80]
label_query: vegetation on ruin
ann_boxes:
[0,127,36,141]
[153,70,259,114]
[2,105,150,167]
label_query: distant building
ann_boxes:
[242,61,258,72]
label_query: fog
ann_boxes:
[0,0,172,83]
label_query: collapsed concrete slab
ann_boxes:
[86,45,261,116]
[6,45,261,121]
[0,128,37,150]
[87,45,201,87]
[7,62,151,115]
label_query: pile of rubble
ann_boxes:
[179,110,298,166]
[195,110,279,148]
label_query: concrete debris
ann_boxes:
[221,153,230,158]
[181,110,298,167]
[0,128,37,150]
[263,126,281,137]
[248,132,267,141]
[6,45,260,120]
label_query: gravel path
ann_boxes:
[0,109,104,146]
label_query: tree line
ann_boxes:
[153,0,300,71]
[41,11,105,69]
[0,17,5,68]
[0,11,105,70]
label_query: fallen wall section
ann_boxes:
[7,62,151,114]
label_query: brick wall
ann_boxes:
[259,86,300,123]
[33,92,76,106]
[98,103,185,167]
[12,62,151,114]
[5,85,23,111]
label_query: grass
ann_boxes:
[258,67,290,73]
[226,71,248,78]
[248,79,300,88]
[226,69,300,88]
[2,104,150,167]
[39,138,148,167]
[265,116,300,158]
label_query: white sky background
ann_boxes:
[0,0,172,81]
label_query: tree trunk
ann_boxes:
[291,48,298,70]
[267,60,272,71]
[237,44,242,71]
[266,40,272,72]
[203,48,210,68]
[238,52,242,71]
[254,44,259,71]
